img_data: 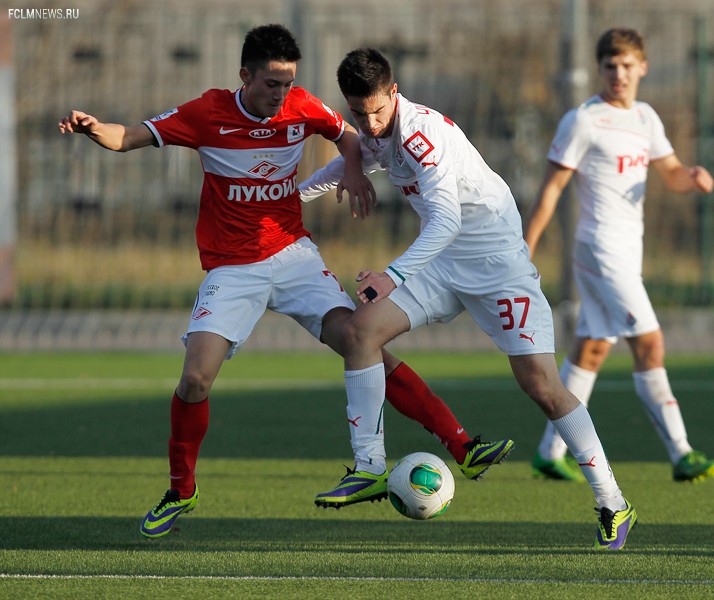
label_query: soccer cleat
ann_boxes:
[140,485,199,538]
[673,450,714,483]
[315,466,388,509]
[532,451,586,482]
[593,499,638,551]
[458,436,514,480]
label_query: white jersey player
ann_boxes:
[524,28,714,484]
[304,47,637,550]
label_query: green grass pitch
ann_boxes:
[1,350,713,599]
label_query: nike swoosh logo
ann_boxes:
[456,428,464,434]
[219,127,242,135]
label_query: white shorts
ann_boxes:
[183,237,354,359]
[573,240,659,342]
[390,246,555,355]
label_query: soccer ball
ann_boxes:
[387,452,455,520]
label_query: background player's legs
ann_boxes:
[628,329,689,462]
[626,329,713,481]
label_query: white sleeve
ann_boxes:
[648,106,674,160]
[386,126,462,286]
[299,142,382,203]
[298,155,346,203]
[547,108,590,170]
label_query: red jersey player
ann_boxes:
[59,24,513,539]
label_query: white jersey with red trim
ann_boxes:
[300,93,524,286]
[144,87,345,270]
[548,95,673,251]
[366,94,525,285]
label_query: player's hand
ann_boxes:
[58,110,99,135]
[691,166,714,194]
[336,171,377,219]
[355,270,396,304]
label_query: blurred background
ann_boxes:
[1,0,713,352]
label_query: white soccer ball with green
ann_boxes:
[387,452,455,520]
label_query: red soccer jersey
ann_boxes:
[144,87,345,270]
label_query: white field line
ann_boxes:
[0,377,342,391]
[1,573,713,585]
[0,377,713,392]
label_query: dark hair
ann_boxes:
[241,24,301,74]
[337,48,394,97]
[596,28,645,63]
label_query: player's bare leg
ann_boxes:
[177,331,231,402]
[570,337,612,372]
[534,337,611,481]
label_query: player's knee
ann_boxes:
[629,330,665,370]
[341,317,372,349]
[178,369,212,401]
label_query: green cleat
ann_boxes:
[458,436,514,480]
[532,451,586,482]
[315,466,388,509]
[140,485,199,538]
[593,499,638,551]
[673,450,714,483]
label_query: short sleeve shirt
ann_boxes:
[144,87,345,270]
[547,95,673,249]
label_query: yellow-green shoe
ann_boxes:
[459,436,514,480]
[532,451,586,482]
[593,499,638,551]
[315,466,388,509]
[673,450,714,483]
[140,485,199,538]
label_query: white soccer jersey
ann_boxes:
[548,95,674,252]
[300,93,525,287]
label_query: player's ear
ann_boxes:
[639,60,649,77]
[239,66,252,85]
[391,82,398,97]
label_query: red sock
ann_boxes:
[168,392,209,498]
[385,362,471,463]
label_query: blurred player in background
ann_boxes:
[59,24,511,539]
[300,47,636,550]
[524,27,714,484]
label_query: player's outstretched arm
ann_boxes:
[335,125,377,219]
[652,154,714,194]
[523,162,574,257]
[58,109,154,152]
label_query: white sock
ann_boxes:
[538,359,598,460]
[345,364,386,474]
[552,404,626,511]
[633,368,692,464]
